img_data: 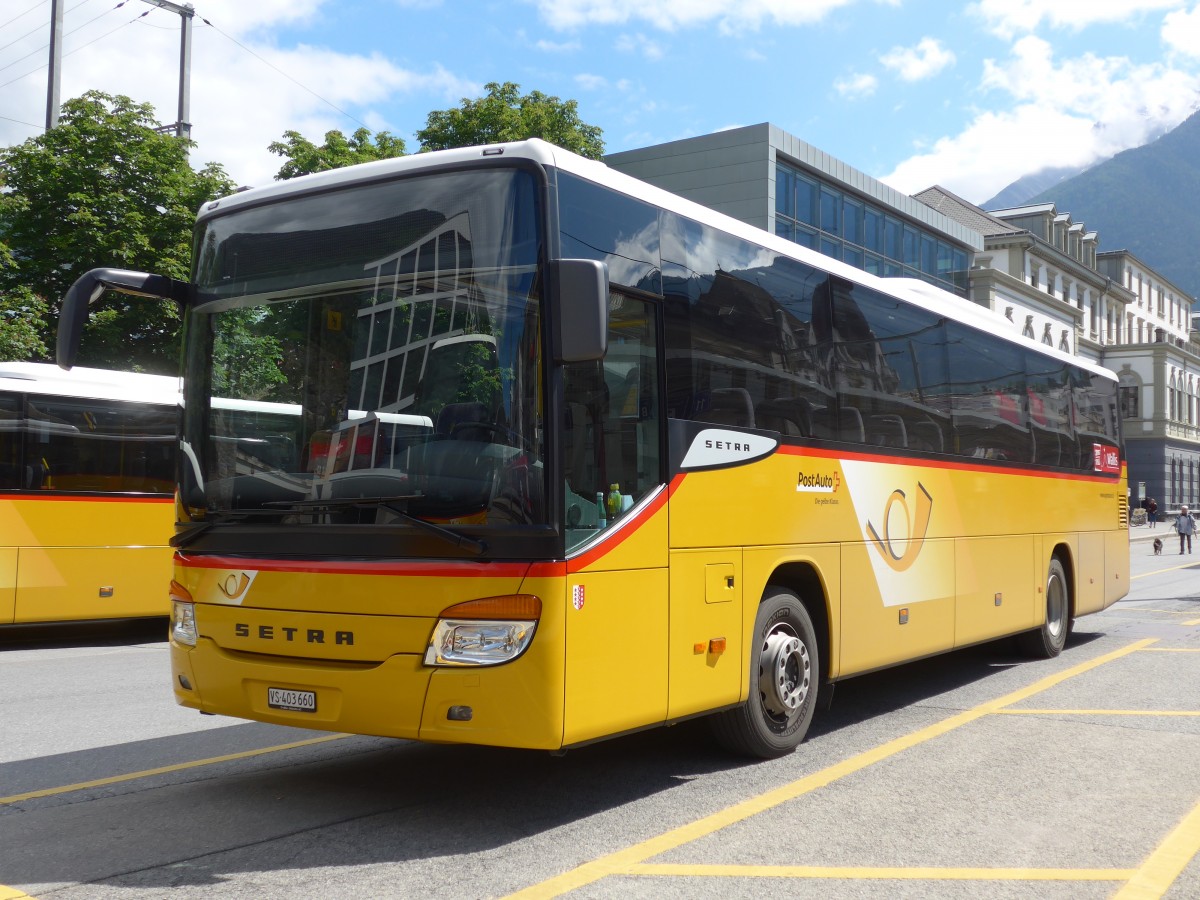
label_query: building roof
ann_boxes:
[912,185,1026,237]
[989,202,1057,217]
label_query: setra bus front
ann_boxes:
[57,142,613,750]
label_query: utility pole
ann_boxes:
[46,0,193,136]
[141,0,194,139]
[46,0,64,129]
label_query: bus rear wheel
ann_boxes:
[1017,557,1070,658]
[710,589,818,759]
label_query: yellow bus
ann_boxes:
[0,362,177,625]
[57,140,1127,757]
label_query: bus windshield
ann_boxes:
[180,167,546,544]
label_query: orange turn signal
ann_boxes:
[169,579,193,603]
[439,595,541,620]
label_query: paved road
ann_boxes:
[1,537,1199,899]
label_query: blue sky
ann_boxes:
[4,0,1200,203]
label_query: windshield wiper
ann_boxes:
[264,495,487,555]
[170,508,295,549]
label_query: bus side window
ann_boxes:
[0,397,20,489]
[562,292,660,546]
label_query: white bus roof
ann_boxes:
[0,362,180,405]
[198,139,1116,384]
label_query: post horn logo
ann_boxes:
[865,482,933,572]
[217,571,256,603]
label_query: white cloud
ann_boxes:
[1163,6,1200,56]
[880,37,955,82]
[536,38,583,52]
[531,0,872,34]
[615,33,665,60]
[575,73,609,90]
[971,0,1186,39]
[835,72,878,99]
[882,36,1200,201]
[0,0,477,188]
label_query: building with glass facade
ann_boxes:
[605,123,980,297]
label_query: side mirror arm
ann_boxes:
[57,268,191,369]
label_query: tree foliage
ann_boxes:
[0,91,234,370]
[268,127,407,180]
[417,82,604,159]
[0,284,48,360]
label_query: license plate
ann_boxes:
[267,687,316,712]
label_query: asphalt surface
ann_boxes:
[2,535,1199,899]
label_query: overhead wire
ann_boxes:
[0,0,48,33]
[196,13,371,131]
[0,111,44,129]
[1,3,374,135]
[0,0,103,56]
[0,0,129,75]
[0,4,147,91]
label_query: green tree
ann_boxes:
[269,127,407,180]
[417,82,604,159]
[0,91,234,371]
[211,307,287,400]
[0,285,48,360]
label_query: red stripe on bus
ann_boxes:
[773,444,1121,482]
[565,476,680,573]
[0,492,173,503]
[174,554,540,579]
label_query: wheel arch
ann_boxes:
[764,562,832,682]
[1050,541,1076,622]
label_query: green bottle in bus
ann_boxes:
[606,483,622,520]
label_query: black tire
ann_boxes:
[710,589,819,759]
[1016,557,1070,658]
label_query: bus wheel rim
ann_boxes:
[760,628,809,718]
[1046,570,1066,639]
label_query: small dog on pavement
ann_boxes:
[1153,537,1163,555]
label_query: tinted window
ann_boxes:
[558,172,661,293]
[1026,354,1077,468]
[562,292,661,551]
[0,395,20,489]
[4,396,176,493]
[945,323,1031,463]
[662,215,833,437]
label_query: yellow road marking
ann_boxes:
[0,733,349,805]
[1144,647,1200,652]
[1184,618,1200,626]
[994,709,1200,717]
[627,863,1134,881]
[1132,562,1199,580]
[1110,608,1196,615]
[1114,794,1200,899]
[0,887,32,899]
[506,639,1156,899]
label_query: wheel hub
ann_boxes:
[759,628,811,718]
[1046,572,1066,639]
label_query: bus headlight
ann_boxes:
[170,580,198,647]
[424,595,540,666]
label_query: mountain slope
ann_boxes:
[982,164,1090,210]
[1001,109,1200,299]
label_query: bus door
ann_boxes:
[560,292,668,746]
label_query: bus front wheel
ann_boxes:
[710,589,818,759]
[1017,557,1070,658]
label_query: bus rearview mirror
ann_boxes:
[57,268,191,370]
[550,259,609,363]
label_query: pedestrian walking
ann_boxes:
[1176,506,1195,554]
